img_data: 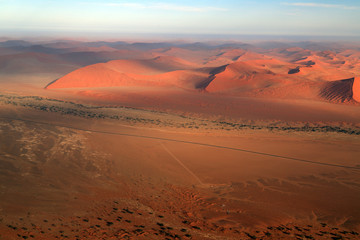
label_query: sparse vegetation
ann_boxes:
[1,94,360,135]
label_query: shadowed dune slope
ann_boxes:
[59,50,152,66]
[319,77,355,103]
[0,52,76,74]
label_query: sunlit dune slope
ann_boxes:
[46,57,227,89]
[352,77,360,102]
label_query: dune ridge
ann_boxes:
[46,58,228,90]
[9,41,356,104]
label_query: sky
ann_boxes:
[1,0,360,39]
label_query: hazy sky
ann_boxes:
[1,0,360,38]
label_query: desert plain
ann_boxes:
[0,39,360,239]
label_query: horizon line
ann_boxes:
[1,32,360,43]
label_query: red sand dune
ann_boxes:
[205,56,300,94]
[46,57,225,90]
[205,61,275,92]
[266,47,312,62]
[203,49,247,66]
[46,47,360,103]
[205,50,270,66]
[59,49,154,66]
[156,47,219,66]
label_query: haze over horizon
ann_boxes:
[1,0,360,40]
